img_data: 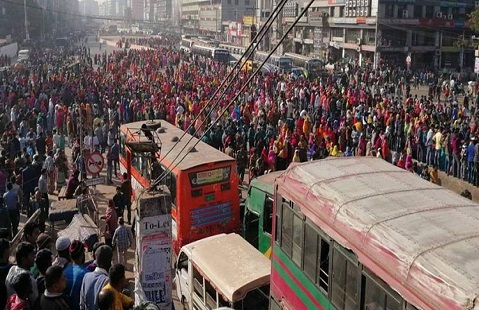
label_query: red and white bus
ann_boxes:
[271,157,479,310]
[119,120,240,254]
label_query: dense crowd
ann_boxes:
[0,229,134,310]
[0,32,477,309]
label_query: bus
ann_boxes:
[191,45,230,62]
[254,52,293,73]
[219,43,246,56]
[284,53,323,79]
[174,233,270,310]
[242,171,282,256]
[271,157,479,310]
[180,37,194,53]
[119,120,240,254]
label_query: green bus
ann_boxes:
[242,171,283,256]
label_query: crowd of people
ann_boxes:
[0,54,12,67]
[0,228,134,310]
[0,30,477,309]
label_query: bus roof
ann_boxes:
[185,233,270,302]
[276,157,479,310]
[120,120,234,171]
[250,171,283,194]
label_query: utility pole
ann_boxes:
[23,0,30,41]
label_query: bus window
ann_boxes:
[120,133,126,158]
[234,284,269,310]
[292,213,303,266]
[331,245,359,309]
[363,270,402,310]
[244,209,259,249]
[319,240,330,293]
[205,279,217,309]
[193,266,204,301]
[281,202,293,257]
[263,196,273,235]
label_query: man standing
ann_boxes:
[112,218,132,265]
[79,245,113,310]
[64,240,88,310]
[110,140,120,177]
[38,168,49,218]
[103,264,133,310]
[5,242,38,304]
[120,173,131,224]
[4,183,19,236]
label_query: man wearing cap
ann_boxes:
[64,240,88,310]
[52,236,71,269]
[79,245,113,310]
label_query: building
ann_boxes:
[181,0,255,39]
[157,0,172,21]
[79,0,100,16]
[283,0,475,70]
[130,0,145,20]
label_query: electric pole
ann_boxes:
[24,0,30,41]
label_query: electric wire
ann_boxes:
[148,0,289,187]
[151,0,317,188]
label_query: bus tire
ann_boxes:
[181,296,187,310]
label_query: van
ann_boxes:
[17,50,30,63]
[174,233,270,310]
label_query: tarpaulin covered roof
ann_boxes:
[276,157,479,310]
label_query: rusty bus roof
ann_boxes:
[276,157,479,310]
[120,120,235,171]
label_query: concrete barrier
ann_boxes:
[100,38,153,51]
[0,42,18,58]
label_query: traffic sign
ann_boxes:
[85,151,104,175]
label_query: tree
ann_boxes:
[469,8,479,34]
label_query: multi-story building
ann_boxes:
[284,0,474,70]
[130,0,145,20]
[158,0,172,21]
[79,0,100,16]
[181,0,255,38]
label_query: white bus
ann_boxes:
[174,233,270,310]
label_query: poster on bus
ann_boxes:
[140,232,172,309]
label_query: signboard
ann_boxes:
[84,177,105,187]
[242,16,254,26]
[135,190,172,310]
[85,152,104,175]
[141,232,172,305]
[474,57,479,73]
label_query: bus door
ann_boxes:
[243,187,274,254]
[244,187,260,249]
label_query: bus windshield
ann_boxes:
[279,58,292,72]
[233,285,269,310]
[307,59,322,71]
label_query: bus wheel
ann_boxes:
[181,296,187,310]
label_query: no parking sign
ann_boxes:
[85,151,104,175]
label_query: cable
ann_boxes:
[148,0,289,187]
[152,0,317,188]
[150,0,288,187]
